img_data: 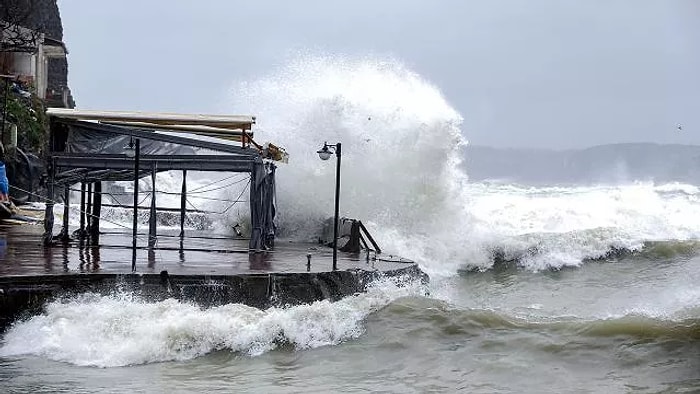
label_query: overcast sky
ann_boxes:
[58,0,699,149]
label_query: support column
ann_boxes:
[148,164,157,248]
[131,138,140,272]
[90,182,102,243]
[79,181,86,238]
[61,184,70,243]
[179,170,186,239]
[42,161,55,246]
[85,183,92,237]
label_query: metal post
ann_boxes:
[42,161,55,246]
[179,169,186,238]
[85,183,92,237]
[332,142,341,271]
[131,138,140,272]
[79,182,86,237]
[61,184,70,243]
[91,181,102,242]
[148,164,157,248]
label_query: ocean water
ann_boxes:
[1,57,699,393]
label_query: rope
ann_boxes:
[220,179,251,214]
[188,173,248,192]
[185,197,202,214]
[185,178,250,215]
[9,184,144,235]
[75,189,244,204]
[68,176,250,201]
[184,195,247,203]
[184,176,250,194]
[15,173,251,236]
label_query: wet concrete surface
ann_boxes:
[0,224,424,330]
[0,225,414,276]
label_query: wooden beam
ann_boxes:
[46,108,255,130]
[53,154,256,172]
[60,119,259,156]
[99,121,253,137]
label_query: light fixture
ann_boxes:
[124,136,136,158]
[317,143,332,160]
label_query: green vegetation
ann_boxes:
[3,91,48,154]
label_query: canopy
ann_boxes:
[43,108,281,251]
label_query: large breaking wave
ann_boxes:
[55,55,700,274]
[222,55,700,275]
[3,55,700,367]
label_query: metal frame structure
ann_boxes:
[42,109,280,261]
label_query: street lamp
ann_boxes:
[317,142,341,271]
[129,137,140,272]
[124,136,136,158]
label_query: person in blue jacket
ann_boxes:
[0,145,9,202]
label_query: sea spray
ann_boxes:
[0,276,427,367]
[226,55,474,277]
[223,54,700,274]
[53,55,700,274]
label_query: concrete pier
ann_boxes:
[0,225,425,331]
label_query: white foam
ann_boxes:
[460,181,700,271]
[0,277,425,367]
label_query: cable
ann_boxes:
[188,173,247,192]
[184,178,250,215]
[186,176,250,194]
[10,185,149,239]
[219,179,250,214]
[182,195,247,203]
[68,183,250,203]
[20,173,250,234]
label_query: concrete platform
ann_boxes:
[0,225,426,330]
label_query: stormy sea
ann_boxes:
[1,57,698,393]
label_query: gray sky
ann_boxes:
[58,0,699,149]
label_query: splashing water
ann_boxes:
[52,55,700,276]
[0,278,425,367]
[223,55,700,276]
[3,56,700,372]
[227,55,471,277]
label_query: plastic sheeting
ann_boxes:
[249,161,277,251]
[66,125,197,156]
[45,119,278,250]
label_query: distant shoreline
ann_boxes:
[462,143,700,185]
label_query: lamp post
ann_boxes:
[125,137,139,272]
[317,142,341,271]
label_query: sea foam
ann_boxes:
[0,277,425,367]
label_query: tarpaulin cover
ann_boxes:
[66,125,197,156]
[249,161,277,251]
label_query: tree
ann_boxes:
[0,0,43,54]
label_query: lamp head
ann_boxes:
[317,144,332,160]
[124,137,136,158]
